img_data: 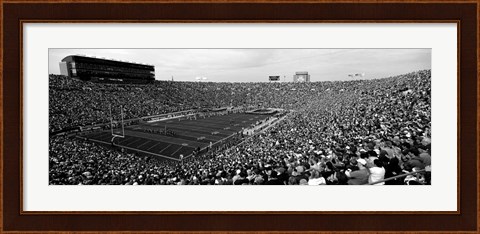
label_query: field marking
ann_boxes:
[158,144,173,154]
[83,113,276,161]
[80,136,181,161]
[194,114,290,160]
[85,131,198,159]
[156,114,259,128]
[147,119,261,133]
[170,146,184,156]
[146,141,162,151]
[164,128,231,138]
[116,137,131,144]
[136,140,152,149]
[184,132,236,160]
[122,130,205,147]
[122,137,145,147]
[132,124,232,138]
[161,121,236,131]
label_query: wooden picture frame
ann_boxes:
[1,0,478,232]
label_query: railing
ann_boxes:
[368,169,427,185]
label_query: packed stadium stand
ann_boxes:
[49,70,431,185]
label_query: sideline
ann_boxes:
[258,111,293,134]
[219,111,293,152]
[76,136,181,162]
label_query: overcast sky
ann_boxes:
[49,49,431,82]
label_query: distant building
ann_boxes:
[293,71,310,82]
[59,55,155,84]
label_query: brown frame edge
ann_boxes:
[19,19,461,216]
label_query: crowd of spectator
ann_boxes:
[49,70,431,185]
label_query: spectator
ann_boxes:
[347,159,369,185]
[368,159,386,185]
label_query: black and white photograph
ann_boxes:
[48,48,432,186]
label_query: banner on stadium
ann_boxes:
[269,76,280,81]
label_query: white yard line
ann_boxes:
[158,144,173,154]
[170,146,184,157]
[146,142,162,151]
[82,137,180,161]
[123,137,145,147]
[136,140,152,149]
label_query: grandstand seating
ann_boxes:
[49,70,431,185]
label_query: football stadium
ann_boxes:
[49,54,431,185]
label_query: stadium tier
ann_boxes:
[59,55,155,83]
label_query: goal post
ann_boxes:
[110,104,125,139]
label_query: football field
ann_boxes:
[82,113,271,161]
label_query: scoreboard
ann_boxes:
[293,71,310,82]
[269,76,280,81]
